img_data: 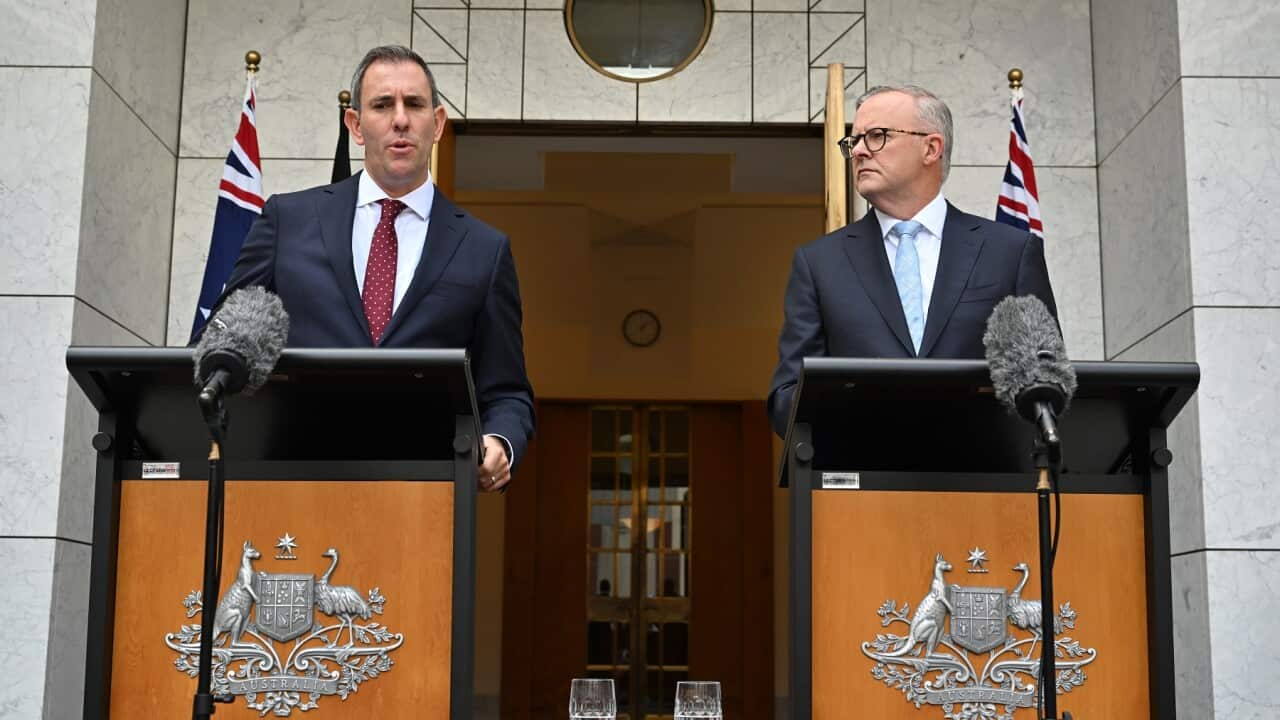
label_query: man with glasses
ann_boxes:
[767,85,1058,436]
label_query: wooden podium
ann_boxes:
[782,358,1198,720]
[67,348,481,720]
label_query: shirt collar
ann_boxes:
[356,170,435,220]
[874,191,948,241]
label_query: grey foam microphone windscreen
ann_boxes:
[983,295,1077,414]
[192,286,290,395]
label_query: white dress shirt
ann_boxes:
[350,170,514,467]
[875,191,948,324]
[352,170,434,313]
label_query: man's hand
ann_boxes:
[477,435,511,492]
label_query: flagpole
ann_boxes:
[192,53,261,720]
[1011,68,1071,720]
[332,90,353,183]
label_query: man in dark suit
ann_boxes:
[768,85,1057,436]
[216,45,533,490]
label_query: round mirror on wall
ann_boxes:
[566,0,713,82]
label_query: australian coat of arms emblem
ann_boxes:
[861,553,1096,720]
[164,539,404,716]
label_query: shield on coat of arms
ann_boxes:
[253,573,316,642]
[947,584,1007,654]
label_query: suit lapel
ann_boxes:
[379,186,467,345]
[317,173,370,340]
[919,203,984,357]
[842,210,916,356]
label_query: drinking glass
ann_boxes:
[568,677,616,719]
[674,680,722,719]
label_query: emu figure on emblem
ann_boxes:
[315,548,373,645]
[885,553,953,658]
[212,541,260,646]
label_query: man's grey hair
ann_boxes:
[856,84,953,179]
[349,45,441,111]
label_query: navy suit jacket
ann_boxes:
[216,172,535,462]
[767,203,1058,436]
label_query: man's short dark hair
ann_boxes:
[349,45,441,110]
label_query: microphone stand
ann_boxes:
[1031,423,1072,720]
[193,393,232,719]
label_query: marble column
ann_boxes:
[0,0,185,717]
[1096,0,1280,716]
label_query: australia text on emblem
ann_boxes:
[860,553,1097,720]
[164,540,404,717]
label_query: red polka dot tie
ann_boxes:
[362,198,405,345]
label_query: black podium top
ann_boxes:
[66,347,481,466]
[782,358,1199,485]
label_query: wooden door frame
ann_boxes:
[501,400,774,719]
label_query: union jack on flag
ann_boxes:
[189,71,264,342]
[995,89,1043,239]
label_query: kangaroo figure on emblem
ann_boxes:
[885,553,953,658]
[212,541,260,647]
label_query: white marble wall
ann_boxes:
[413,2,870,125]
[1098,84,1191,358]
[0,3,99,718]
[1094,0,1280,714]
[867,0,1094,167]
[1182,78,1280,308]
[181,0,403,160]
[77,73,177,345]
[1205,550,1280,718]
[1091,0,1181,161]
[0,0,187,716]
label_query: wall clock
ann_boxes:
[622,309,661,347]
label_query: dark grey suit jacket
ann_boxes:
[767,203,1058,436]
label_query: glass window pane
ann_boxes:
[665,670,688,711]
[646,553,657,597]
[646,623,661,668]
[660,504,687,550]
[589,552,614,596]
[646,669,662,714]
[649,411,661,452]
[617,621,631,664]
[646,505,661,550]
[615,667,630,707]
[619,410,633,451]
[648,458,661,489]
[661,552,687,597]
[666,457,688,488]
[591,457,615,492]
[665,411,689,453]
[619,457,632,491]
[592,410,615,452]
[590,504,616,549]
[588,621,613,665]
[664,486,688,502]
[664,623,689,665]
[617,552,632,598]
[618,505,632,549]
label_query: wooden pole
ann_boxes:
[823,64,847,232]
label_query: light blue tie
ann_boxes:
[892,220,925,354]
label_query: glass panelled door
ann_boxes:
[586,406,692,720]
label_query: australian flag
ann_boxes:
[995,90,1044,240]
[189,72,264,342]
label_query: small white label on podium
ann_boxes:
[142,462,180,479]
[821,472,860,489]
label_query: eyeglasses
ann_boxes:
[837,128,932,158]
